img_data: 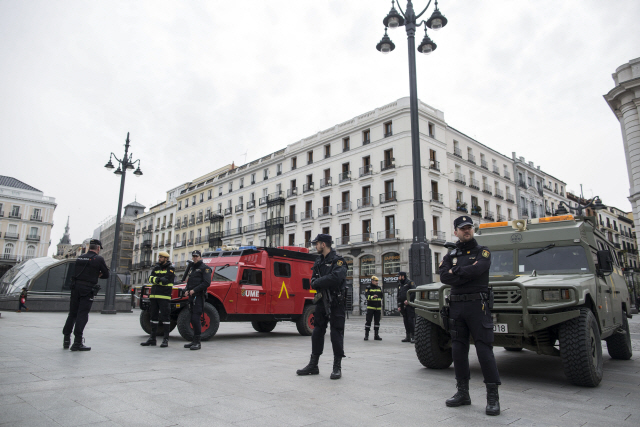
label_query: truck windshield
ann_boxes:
[211,266,239,282]
[518,245,590,274]
[488,250,514,276]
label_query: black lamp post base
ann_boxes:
[409,241,433,286]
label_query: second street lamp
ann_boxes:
[376,0,448,285]
[101,132,143,314]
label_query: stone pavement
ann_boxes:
[1,310,639,427]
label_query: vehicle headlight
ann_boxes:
[542,290,571,301]
[428,291,439,300]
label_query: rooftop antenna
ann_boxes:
[242,151,248,164]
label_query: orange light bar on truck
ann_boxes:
[534,215,574,223]
[479,221,509,229]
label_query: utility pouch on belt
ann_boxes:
[487,288,494,310]
[440,305,450,332]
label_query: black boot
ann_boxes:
[401,333,411,342]
[140,336,157,346]
[446,379,471,407]
[410,333,415,343]
[190,335,201,350]
[296,354,320,375]
[184,341,195,348]
[160,328,169,347]
[70,338,91,352]
[485,383,500,416]
[330,357,342,380]
[63,335,71,349]
[374,329,382,341]
[364,329,370,341]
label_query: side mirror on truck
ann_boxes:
[596,250,613,276]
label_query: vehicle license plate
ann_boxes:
[493,323,508,333]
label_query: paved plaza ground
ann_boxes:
[1,309,639,427]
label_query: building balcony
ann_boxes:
[380,159,395,171]
[318,206,332,217]
[267,191,285,203]
[505,193,515,203]
[303,182,314,193]
[142,239,152,247]
[188,219,195,226]
[467,154,476,164]
[9,213,22,219]
[26,235,40,241]
[495,189,504,199]
[481,159,488,170]
[235,204,244,213]
[175,223,181,230]
[345,233,375,244]
[152,244,158,249]
[224,207,233,216]
[301,210,314,221]
[520,208,529,217]
[141,260,152,269]
[158,242,165,248]
[223,228,243,237]
[194,237,202,244]
[430,192,443,204]
[285,214,297,224]
[504,171,511,180]
[431,230,446,244]
[378,229,399,241]
[453,147,462,157]
[30,215,43,222]
[531,211,538,219]
[247,200,256,209]
[0,211,3,217]
[518,180,527,190]
[359,165,373,177]
[320,177,332,188]
[339,171,351,183]
[154,227,160,232]
[196,217,203,224]
[454,173,466,185]
[243,222,265,233]
[174,241,185,248]
[259,196,268,206]
[484,211,495,221]
[482,184,492,195]
[492,166,500,175]
[363,139,370,146]
[134,244,140,250]
[358,197,374,209]
[471,207,482,217]
[187,239,195,246]
[469,179,480,190]
[497,214,506,222]
[429,160,440,171]
[136,229,141,234]
[380,191,397,204]
[337,201,352,213]
[0,255,18,262]
[4,233,19,240]
[165,240,171,246]
[287,188,298,198]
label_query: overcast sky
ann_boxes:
[1,1,639,255]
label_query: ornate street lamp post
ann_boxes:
[102,132,143,314]
[376,0,447,285]
[555,196,605,217]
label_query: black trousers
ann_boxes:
[311,302,345,358]
[190,295,204,337]
[365,309,381,331]
[400,306,415,336]
[149,299,171,338]
[62,284,95,342]
[449,299,501,384]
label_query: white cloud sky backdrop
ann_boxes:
[1,0,638,254]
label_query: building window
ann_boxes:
[218,186,223,196]
[276,163,282,175]
[324,144,331,158]
[384,121,392,137]
[178,201,182,210]
[228,182,233,192]
[360,255,376,276]
[185,199,189,208]
[343,137,350,152]
[288,233,295,246]
[208,190,212,200]
[263,168,269,180]
[428,122,435,137]
[363,129,370,145]
[291,157,297,170]
[383,252,400,275]
[192,196,196,205]
[344,257,353,277]
[251,173,256,184]
[307,151,313,164]
[240,178,244,188]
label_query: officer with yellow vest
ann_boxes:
[141,251,175,348]
[364,276,383,341]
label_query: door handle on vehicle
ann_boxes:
[259,292,267,295]
[604,289,612,293]
[614,291,620,294]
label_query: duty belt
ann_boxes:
[449,293,487,302]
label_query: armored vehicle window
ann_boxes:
[518,245,590,274]
[212,266,239,282]
[241,268,263,286]
[274,262,291,277]
[488,250,514,276]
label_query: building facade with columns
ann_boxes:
[604,57,640,251]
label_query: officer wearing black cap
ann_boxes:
[62,239,109,351]
[296,234,348,380]
[439,216,501,416]
[183,250,212,350]
[397,271,416,343]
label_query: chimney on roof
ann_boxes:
[537,166,541,170]
[528,161,534,167]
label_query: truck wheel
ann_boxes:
[504,347,523,352]
[558,308,603,387]
[415,316,453,369]
[605,313,632,360]
[139,310,176,335]
[296,304,315,336]
[176,303,220,342]
[252,321,277,333]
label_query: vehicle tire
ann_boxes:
[415,316,453,369]
[558,307,603,387]
[252,321,277,333]
[139,310,176,335]
[176,302,220,342]
[504,347,523,352]
[296,304,315,336]
[605,312,632,360]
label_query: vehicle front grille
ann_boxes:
[494,289,521,304]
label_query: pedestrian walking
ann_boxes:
[296,234,348,379]
[439,215,501,416]
[397,271,416,343]
[364,276,382,341]
[141,251,175,348]
[183,250,211,350]
[16,287,28,312]
[62,239,109,351]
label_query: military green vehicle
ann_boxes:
[409,214,633,387]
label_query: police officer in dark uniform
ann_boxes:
[183,250,211,351]
[364,276,383,341]
[439,216,501,416]
[397,271,416,343]
[62,239,109,351]
[141,251,175,348]
[296,234,348,380]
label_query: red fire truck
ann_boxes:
[139,246,318,341]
